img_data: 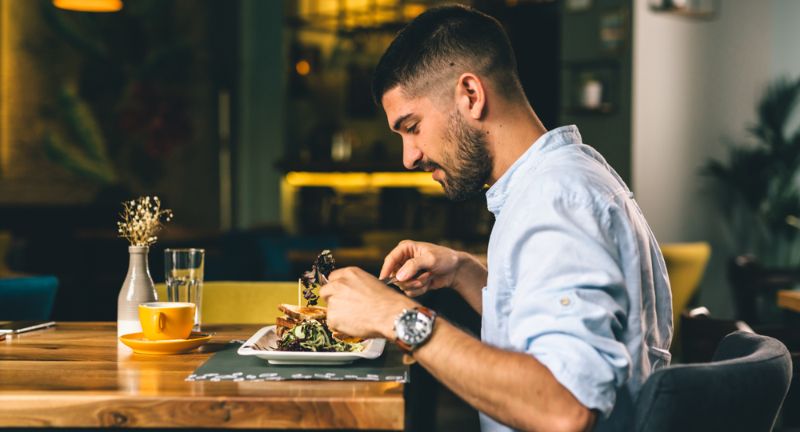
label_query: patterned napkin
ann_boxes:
[187,341,409,382]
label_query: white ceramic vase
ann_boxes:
[117,245,158,337]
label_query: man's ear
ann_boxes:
[454,73,486,120]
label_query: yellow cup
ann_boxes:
[138,302,196,340]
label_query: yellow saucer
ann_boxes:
[119,332,212,355]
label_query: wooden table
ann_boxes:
[0,322,404,430]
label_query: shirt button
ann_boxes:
[560,297,571,306]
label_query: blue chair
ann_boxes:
[0,276,59,320]
[635,331,792,432]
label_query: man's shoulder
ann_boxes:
[517,148,625,209]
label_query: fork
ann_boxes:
[381,269,427,286]
[379,275,401,286]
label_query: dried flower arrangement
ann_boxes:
[117,196,173,246]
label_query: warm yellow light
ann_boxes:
[287,172,370,188]
[53,0,122,13]
[295,60,311,76]
[403,4,426,20]
[371,172,437,188]
[316,0,338,17]
[285,171,443,194]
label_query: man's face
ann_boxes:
[382,87,493,201]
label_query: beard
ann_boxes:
[420,110,493,201]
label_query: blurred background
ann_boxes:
[2,0,800,345]
[3,0,800,429]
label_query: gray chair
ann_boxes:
[635,331,792,432]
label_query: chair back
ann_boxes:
[0,276,59,320]
[680,306,753,363]
[156,281,301,325]
[635,331,792,432]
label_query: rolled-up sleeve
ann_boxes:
[506,191,632,417]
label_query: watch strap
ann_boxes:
[416,306,436,319]
[395,338,413,353]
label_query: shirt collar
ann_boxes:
[485,125,583,216]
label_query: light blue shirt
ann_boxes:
[480,125,673,431]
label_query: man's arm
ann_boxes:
[320,268,596,432]
[398,305,596,432]
[450,251,486,314]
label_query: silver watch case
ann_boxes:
[394,308,436,349]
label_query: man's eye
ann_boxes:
[406,124,418,134]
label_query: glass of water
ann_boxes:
[165,248,204,332]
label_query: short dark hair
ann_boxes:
[371,4,523,106]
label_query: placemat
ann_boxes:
[187,341,409,382]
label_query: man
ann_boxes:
[320,5,672,432]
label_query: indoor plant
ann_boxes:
[703,76,800,323]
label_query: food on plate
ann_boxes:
[276,303,326,337]
[274,250,364,352]
[275,303,364,352]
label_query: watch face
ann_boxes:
[397,310,434,345]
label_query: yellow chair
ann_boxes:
[155,281,314,325]
[661,242,711,339]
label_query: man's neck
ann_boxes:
[485,105,547,185]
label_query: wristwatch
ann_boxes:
[393,306,437,353]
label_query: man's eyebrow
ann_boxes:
[392,113,414,132]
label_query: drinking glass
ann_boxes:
[164,248,204,332]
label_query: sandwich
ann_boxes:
[275,303,363,352]
[276,303,326,337]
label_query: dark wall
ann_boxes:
[480,1,562,130]
[559,0,633,184]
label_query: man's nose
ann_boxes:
[402,140,423,170]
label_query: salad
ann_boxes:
[277,319,364,353]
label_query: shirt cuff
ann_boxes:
[531,340,618,417]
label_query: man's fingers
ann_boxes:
[328,266,363,282]
[379,254,399,280]
[397,274,431,297]
[396,278,423,288]
[319,283,334,300]
[403,287,427,298]
[328,268,345,282]
[379,241,416,280]
[396,258,430,281]
[414,272,431,284]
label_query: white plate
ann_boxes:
[237,325,386,365]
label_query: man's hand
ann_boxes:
[321,268,595,432]
[320,267,417,340]
[379,240,463,297]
